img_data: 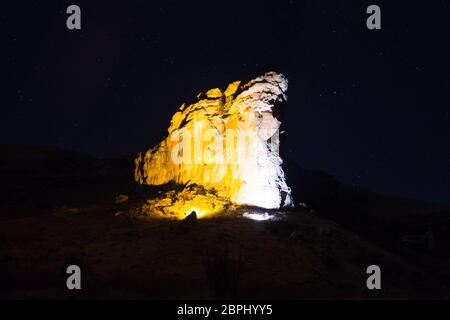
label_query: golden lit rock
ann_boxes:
[135,72,293,217]
[143,184,232,220]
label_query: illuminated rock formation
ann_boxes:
[135,72,293,214]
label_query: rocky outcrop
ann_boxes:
[135,72,293,210]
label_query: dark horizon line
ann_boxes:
[1,142,449,208]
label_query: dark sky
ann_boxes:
[3,0,450,204]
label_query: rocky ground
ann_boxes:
[1,145,449,299]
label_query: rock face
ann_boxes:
[135,72,293,210]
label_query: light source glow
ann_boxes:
[242,212,276,221]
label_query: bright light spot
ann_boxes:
[242,212,276,221]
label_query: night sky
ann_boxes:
[3,0,450,204]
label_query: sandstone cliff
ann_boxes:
[135,72,292,211]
